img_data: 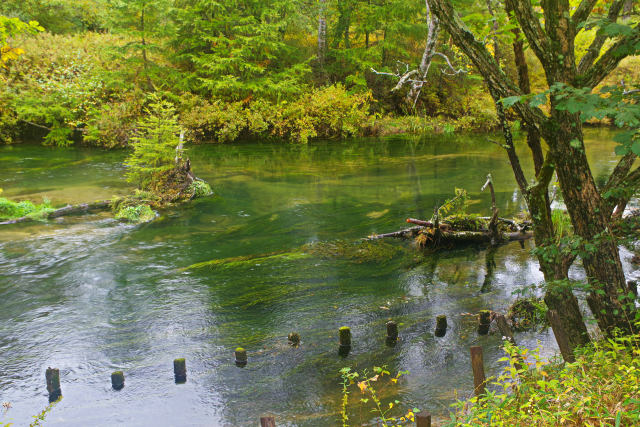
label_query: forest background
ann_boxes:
[0,0,635,148]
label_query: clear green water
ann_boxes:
[0,130,635,426]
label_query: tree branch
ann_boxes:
[579,29,640,88]
[504,0,552,68]
[572,0,599,28]
[577,0,626,74]
[428,0,547,128]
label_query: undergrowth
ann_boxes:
[450,335,640,426]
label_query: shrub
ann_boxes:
[274,84,373,143]
[180,84,373,144]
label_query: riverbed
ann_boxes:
[0,130,636,426]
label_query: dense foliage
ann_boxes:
[452,336,640,426]
[0,0,508,146]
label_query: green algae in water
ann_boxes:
[181,250,310,271]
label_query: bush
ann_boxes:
[180,84,373,144]
[451,336,640,426]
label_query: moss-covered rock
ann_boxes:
[114,204,155,223]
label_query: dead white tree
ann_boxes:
[371,0,464,109]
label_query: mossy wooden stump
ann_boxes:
[435,314,447,337]
[235,348,248,367]
[111,371,125,390]
[338,326,351,356]
[477,310,491,335]
[288,333,300,346]
[386,321,398,345]
[45,367,61,402]
[173,358,187,383]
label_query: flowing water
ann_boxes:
[0,130,637,426]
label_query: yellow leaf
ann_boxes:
[357,381,367,393]
[391,378,398,383]
[389,402,394,409]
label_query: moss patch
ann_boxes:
[114,204,155,223]
[188,180,213,198]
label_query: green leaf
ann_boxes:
[501,96,521,108]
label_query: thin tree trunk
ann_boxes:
[406,0,440,108]
[318,0,327,67]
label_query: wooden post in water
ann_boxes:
[288,333,300,346]
[260,416,276,427]
[416,411,431,427]
[111,371,125,390]
[173,358,187,383]
[338,326,351,356]
[477,310,491,335]
[470,346,486,397]
[386,320,398,344]
[435,314,447,337]
[546,310,575,363]
[45,367,61,402]
[235,348,248,367]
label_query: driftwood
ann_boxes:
[0,200,112,226]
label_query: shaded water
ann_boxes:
[0,130,636,426]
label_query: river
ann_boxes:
[0,129,636,426]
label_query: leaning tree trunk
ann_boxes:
[490,86,591,352]
[543,112,636,336]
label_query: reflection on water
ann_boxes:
[0,130,635,426]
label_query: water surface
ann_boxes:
[0,130,636,426]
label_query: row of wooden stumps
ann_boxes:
[45,357,188,401]
[262,414,432,426]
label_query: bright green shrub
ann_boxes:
[180,84,372,144]
[274,84,373,143]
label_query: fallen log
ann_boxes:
[0,200,112,226]
[429,230,533,245]
[406,216,530,230]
